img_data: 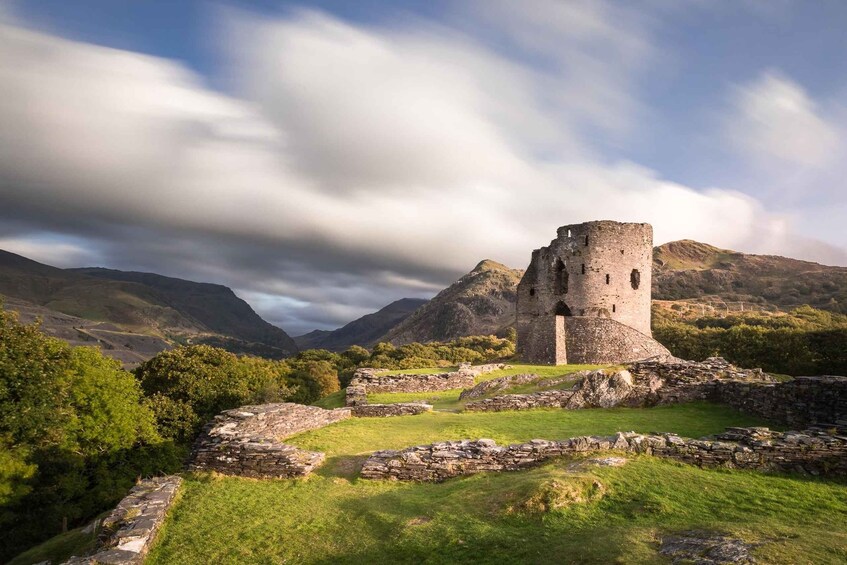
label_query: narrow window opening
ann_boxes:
[584,235,589,246]
[581,264,585,274]
[612,304,616,313]
[567,229,571,237]
[554,258,568,295]
[605,274,610,284]
[529,288,535,296]
[630,268,641,290]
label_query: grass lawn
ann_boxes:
[140,402,846,565]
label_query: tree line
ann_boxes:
[653,305,847,376]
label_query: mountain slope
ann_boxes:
[294,298,428,351]
[72,268,297,355]
[653,240,847,312]
[0,250,297,363]
[380,260,523,345]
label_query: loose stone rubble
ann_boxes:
[659,531,758,564]
[64,476,182,564]
[360,426,847,482]
[190,403,350,478]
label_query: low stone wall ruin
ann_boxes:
[64,476,182,564]
[361,426,847,482]
[713,376,847,429]
[463,357,769,409]
[351,403,433,417]
[348,363,507,398]
[190,403,351,478]
[458,373,575,400]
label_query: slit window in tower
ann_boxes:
[554,259,568,295]
[631,269,641,290]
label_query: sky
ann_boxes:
[1,0,847,335]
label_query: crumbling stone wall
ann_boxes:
[361,427,847,482]
[351,403,433,417]
[517,221,666,364]
[465,358,773,413]
[190,403,350,478]
[64,476,182,564]
[462,358,845,432]
[347,363,506,397]
[713,376,847,429]
[459,373,574,400]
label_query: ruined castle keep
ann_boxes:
[516,220,670,364]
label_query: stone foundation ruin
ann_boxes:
[189,403,351,478]
[361,426,847,482]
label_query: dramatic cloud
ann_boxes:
[0,3,845,334]
[726,71,840,168]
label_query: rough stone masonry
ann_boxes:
[361,427,847,482]
[190,403,351,479]
[64,476,182,565]
[516,220,670,365]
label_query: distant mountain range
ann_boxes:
[293,298,428,351]
[0,250,297,366]
[3,240,845,362]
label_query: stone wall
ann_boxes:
[351,403,433,417]
[189,403,350,478]
[64,476,182,564]
[347,363,506,396]
[464,358,774,413]
[713,376,847,429]
[361,426,847,482]
[458,373,573,400]
[563,317,671,364]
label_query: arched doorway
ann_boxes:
[554,301,572,316]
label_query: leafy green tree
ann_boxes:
[0,308,174,561]
[135,345,295,440]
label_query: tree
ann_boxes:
[135,345,295,441]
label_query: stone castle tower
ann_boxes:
[516,220,669,365]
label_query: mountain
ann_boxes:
[0,250,297,365]
[380,260,523,345]
[294,298,428,351]
[653,240,847,312]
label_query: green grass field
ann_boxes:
[139,401,847,565]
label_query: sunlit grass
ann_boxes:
[146,403,843,564]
